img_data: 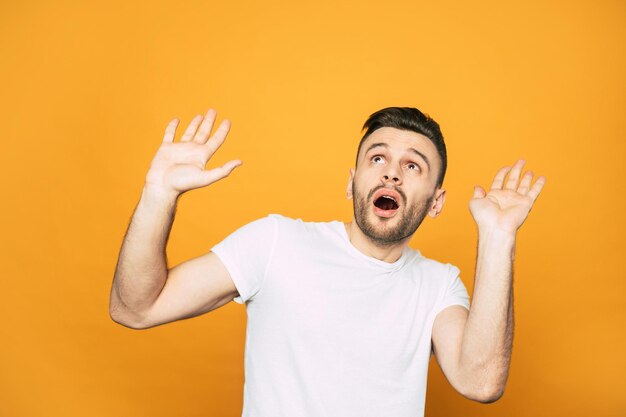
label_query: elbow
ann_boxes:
[471,383,506,404]
[109,288,153,330]
[457,371,506,404]
[475,390,504,404]
[110,315,143,330]
[458,360,508,403]
[109,306,149,330]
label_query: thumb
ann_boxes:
[472,185,486,199]
[199,159,243,187]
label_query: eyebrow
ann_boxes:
[365,142,431,172]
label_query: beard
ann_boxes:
[352,180,433,247]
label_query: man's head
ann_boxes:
[356,107,447,188]
[347,107,448,246]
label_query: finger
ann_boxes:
[472,185,486,199]
[162,118,179,143]
[180,114,204,142]
[490,166,511,191]
[517,170,533,195]
[193,109,218,144]
[205,119,232,156]
[200,159,242,186]
[527,175,546,202]
[504,159,526,190]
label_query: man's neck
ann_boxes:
[343,220,409,264]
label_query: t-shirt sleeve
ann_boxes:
[210,215,278,305]
[434,264,471,315]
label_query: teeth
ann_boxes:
[381,195,396,203]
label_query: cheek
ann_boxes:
[406,192,434,208]
[351,175,369,195]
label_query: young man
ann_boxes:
[109,107,546,417]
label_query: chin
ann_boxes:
[352,191,427,245]
[363,212,413,244]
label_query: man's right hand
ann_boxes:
[144,109,242,199]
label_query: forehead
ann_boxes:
[358,127,440,166]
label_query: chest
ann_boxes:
[251,243,442,369]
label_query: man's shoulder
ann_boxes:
[236,214,342,235]
[257,214,346,245]
[264,214,340,229]
[407,249,460,278]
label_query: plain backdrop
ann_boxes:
[1,0,624,416]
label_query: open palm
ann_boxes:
[145,109,242,196]
[469,160,546,234]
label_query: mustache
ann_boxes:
[367,185,406,204]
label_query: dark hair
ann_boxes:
[356,107,447,188]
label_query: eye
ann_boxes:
[371,155,385,164]
[407,162,420,171]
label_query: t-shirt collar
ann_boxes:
[334,220,413,271]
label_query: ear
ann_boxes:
[346,168,355,199]
[428,188,446,217]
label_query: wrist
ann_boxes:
[477,226,517,247]
[141,183,180,207]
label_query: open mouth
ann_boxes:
[374,195,399,211]
[372,193,400,218]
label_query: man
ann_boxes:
[109,107,545,417]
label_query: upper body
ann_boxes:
[211,213,470,417]
[110,106,546,416]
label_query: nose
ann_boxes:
[381,169,402,185]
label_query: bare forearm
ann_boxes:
[110,185,179,322]
[459,228,516,400]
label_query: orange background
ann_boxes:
[1,0,624,416]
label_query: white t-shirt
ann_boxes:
[211,214,470,417]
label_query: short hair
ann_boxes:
[356,107,448,188]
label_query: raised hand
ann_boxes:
[469,159,546,234]
[144,109,242,199]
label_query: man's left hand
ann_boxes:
[469,159,546,234]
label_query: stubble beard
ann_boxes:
[352,180,433,247]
